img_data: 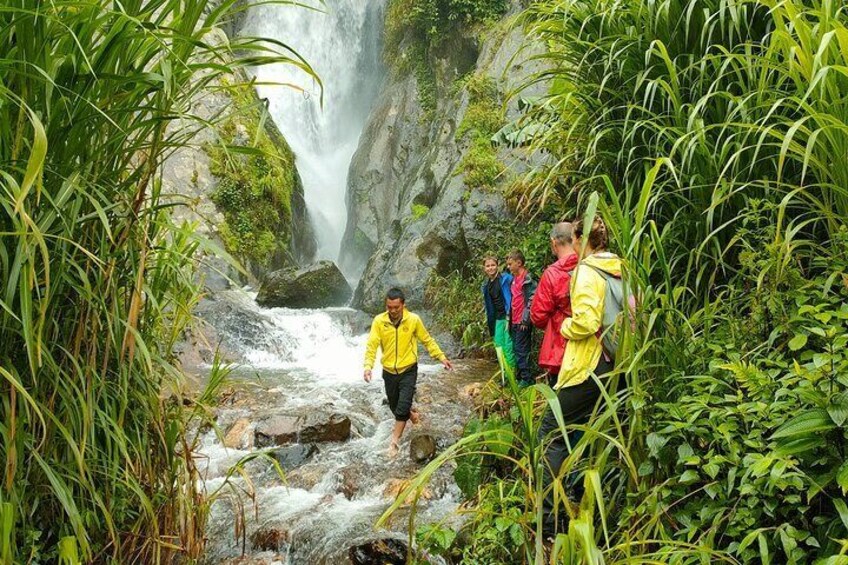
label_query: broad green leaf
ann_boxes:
[837,462,848,495]
[772,409,834,439]
[679,470,699,484]
[758,531,770,565]
[774,436,824,456]
[646,432,668,457]
[828,394,848,427]
[833,498,848,531]
[788,333,808,351]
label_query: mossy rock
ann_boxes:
[256,260,352,309]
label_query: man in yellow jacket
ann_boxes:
[539,216,622,536]
[364,287,452,456]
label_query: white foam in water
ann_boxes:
[242,308,373,381]
[212,290,382,380]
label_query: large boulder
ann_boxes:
[256,261,352,309]
[254,413,351,447]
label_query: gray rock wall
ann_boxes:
[340,10,543,313]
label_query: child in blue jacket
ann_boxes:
[481,255,517,372]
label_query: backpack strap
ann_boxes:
[581,263,616,362]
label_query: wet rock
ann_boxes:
[223,418,254,450]
[349,538,407,565]
[250,526,290,552]
[338,466,359,500]
[409,434,437,463]
[256,260,352,309]
[459,382,485,408]
[219,557,285,565]
[383,478,433,503]
[286,465,323,490]
[255,413,351,447]
[271,444,317,470]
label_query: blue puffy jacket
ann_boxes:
[481,272,513,337]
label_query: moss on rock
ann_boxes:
[205,78,297,270]
[384,0,508,113]
[456,75,505,189]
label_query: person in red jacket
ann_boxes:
[530,222,578,385]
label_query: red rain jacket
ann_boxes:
[530,253,579,373]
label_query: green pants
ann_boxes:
[494,318,516,374]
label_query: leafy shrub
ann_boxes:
[631,227,848,563]
[425,269,488,349]
[457,137,505,189]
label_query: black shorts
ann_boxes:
[382,364,417,422]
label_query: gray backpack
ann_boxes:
[584,263,629,360]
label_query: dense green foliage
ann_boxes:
[390,0,848,563]
[384,0,508,113]
[385,0,508,63]
[207,79,298,270]
[0,1,312,561]
[456,75,506,190]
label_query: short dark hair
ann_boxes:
[386,287,405,303]
[507,249,525,265]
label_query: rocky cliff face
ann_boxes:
[161,27,315,291]
[340,7,542,313]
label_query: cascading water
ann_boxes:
[194,4,490,562]
[194,290,491,563]
[240,0,385,262]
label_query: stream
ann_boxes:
[193,290,493,563]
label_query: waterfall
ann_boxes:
[241,0,385,262]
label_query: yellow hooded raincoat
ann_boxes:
[364,310,446,374]
[557,252,622,389]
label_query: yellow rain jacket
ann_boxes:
[364,310,446,374]
[557,253,623,389]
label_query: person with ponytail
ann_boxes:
[537,216,623,537]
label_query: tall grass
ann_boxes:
[0,1,314,561]
[519,0,848,301]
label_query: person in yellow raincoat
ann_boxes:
[538,216,622,537]
[364,287,453,457]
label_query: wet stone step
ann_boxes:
[254,413,352,447]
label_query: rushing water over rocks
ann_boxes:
[240,0,385,262]
[192,291,493,563]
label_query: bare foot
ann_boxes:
[409,409,421,426]
[387,441,399,458]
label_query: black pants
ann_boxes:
[510,324,533,383]
[538,356,613,535]
[382,364,417,422]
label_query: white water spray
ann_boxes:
[241,0,385,261]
